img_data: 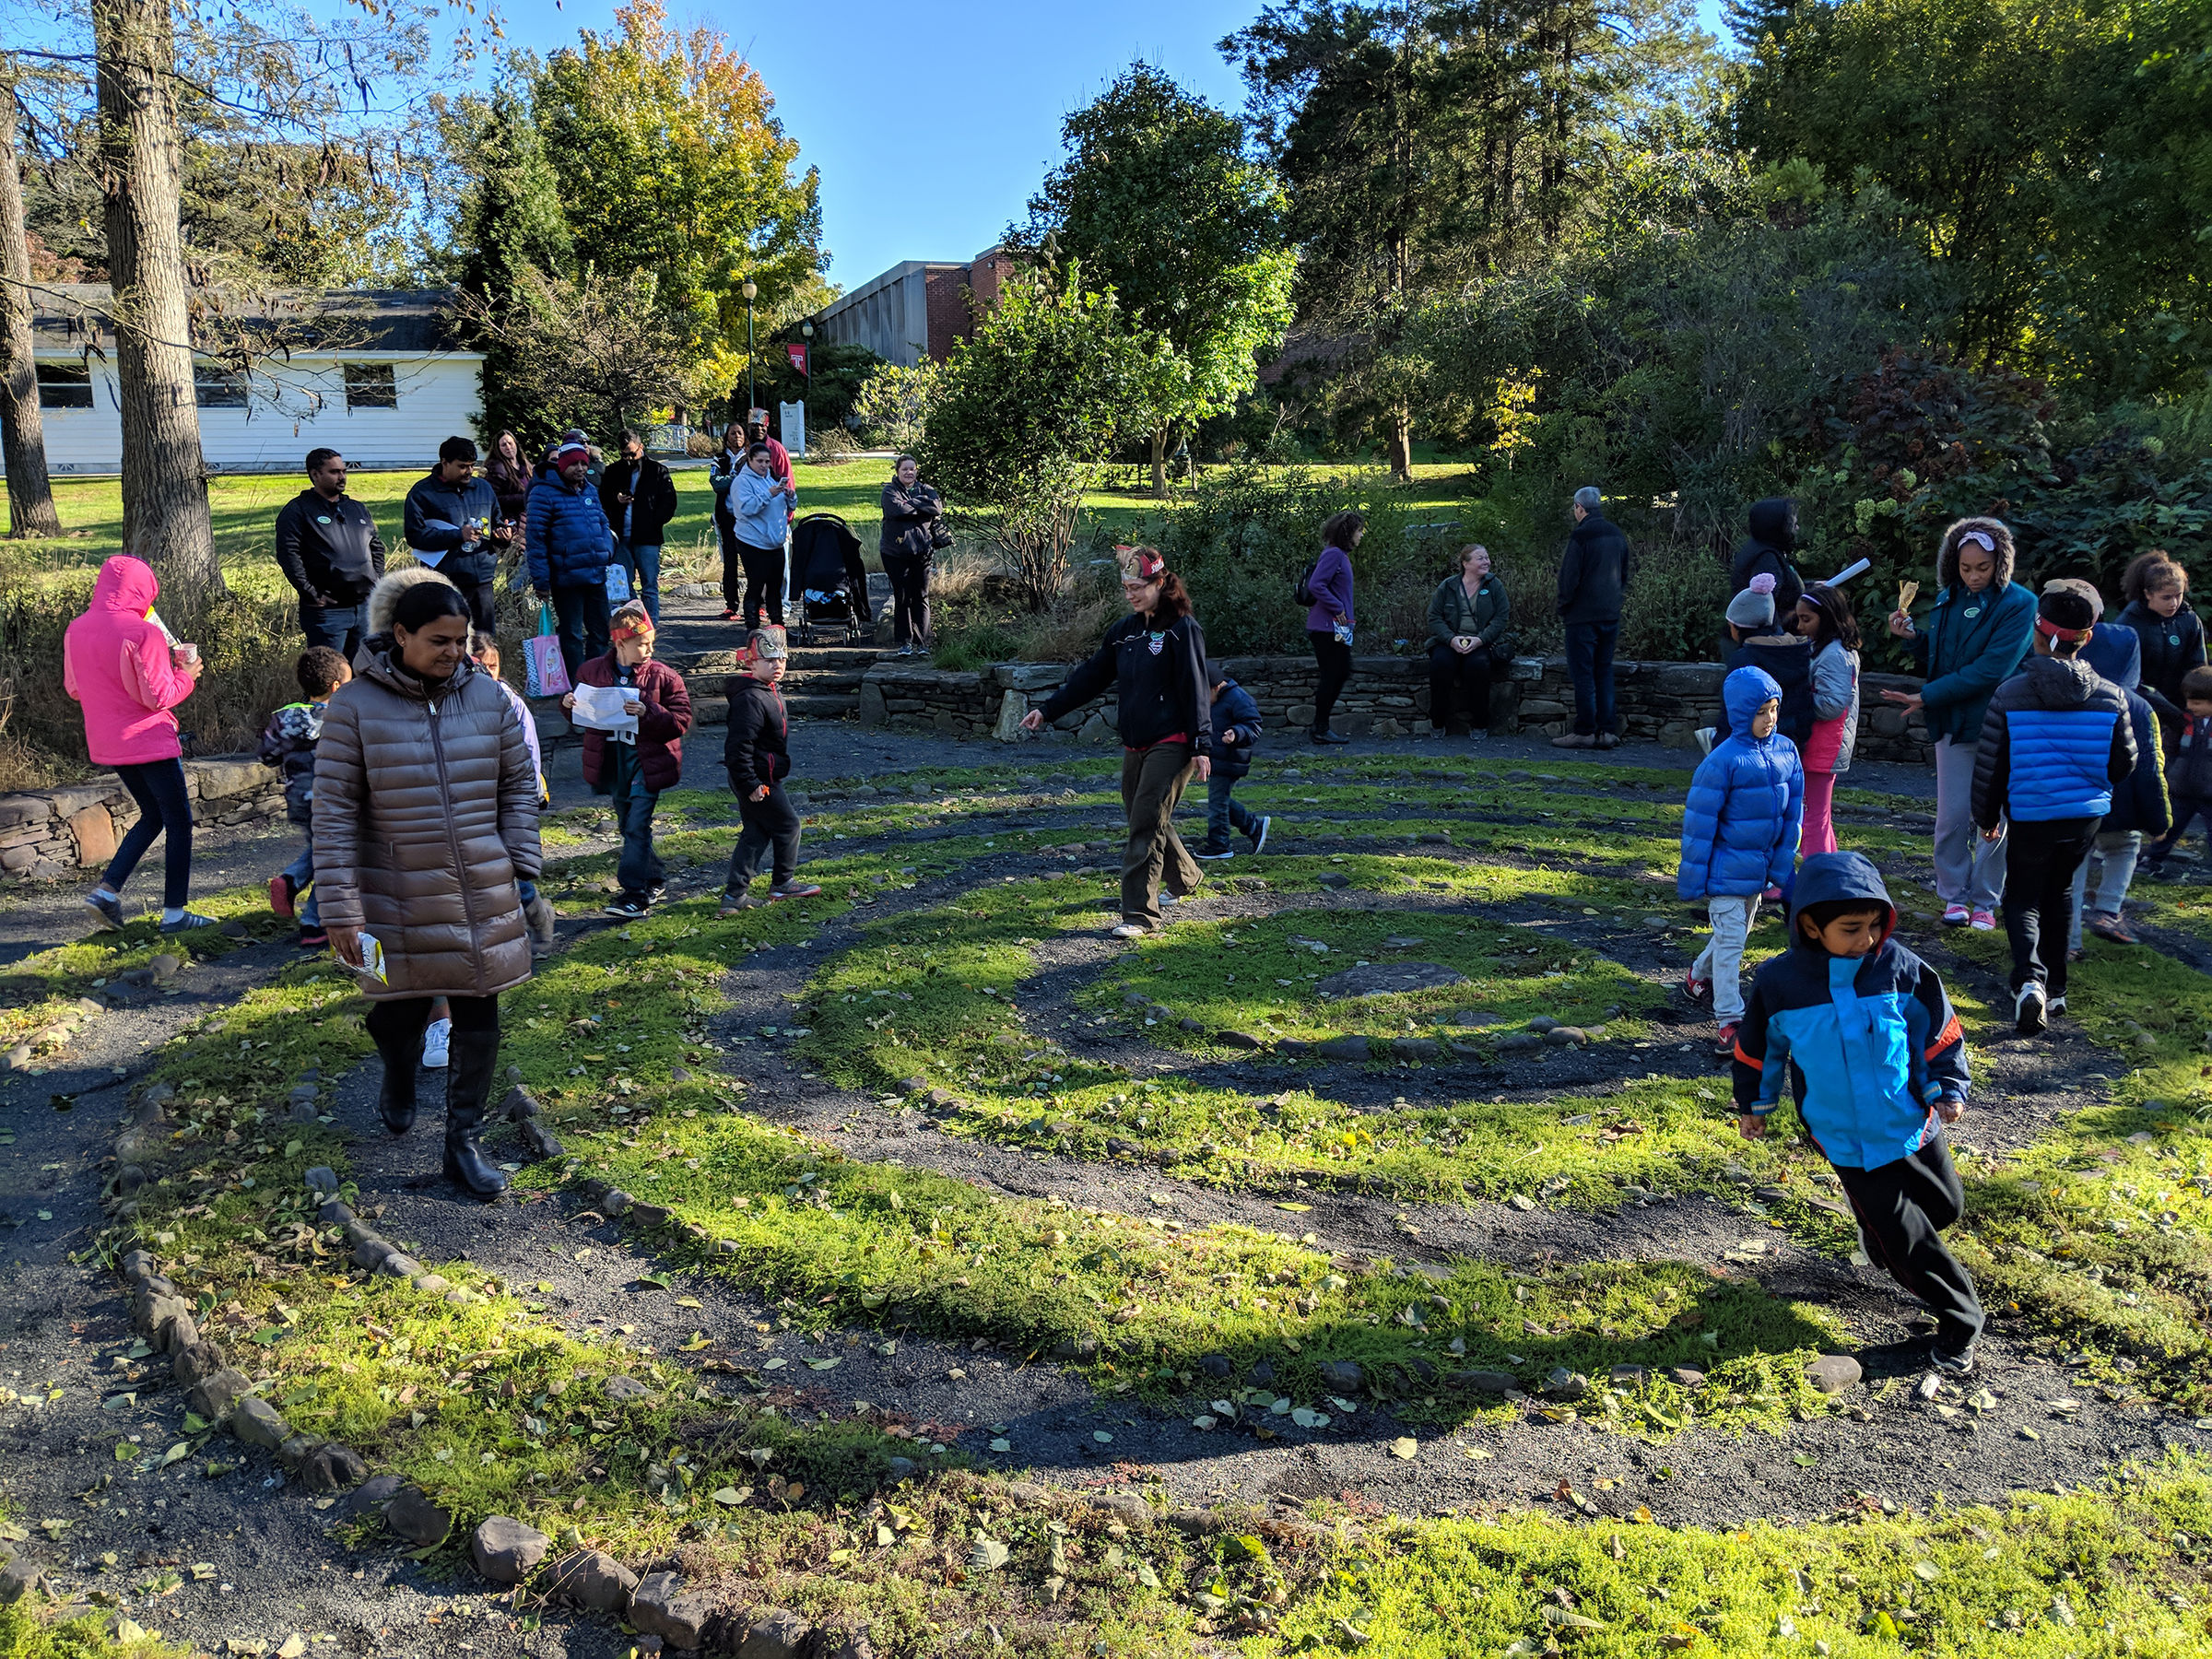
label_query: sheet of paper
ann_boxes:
[570,680,639,738]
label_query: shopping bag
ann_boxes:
[524,604,571,699]
[606,561,632,606]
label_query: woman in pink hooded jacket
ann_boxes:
[64,556,213,933]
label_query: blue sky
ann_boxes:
[512,0,1734,293]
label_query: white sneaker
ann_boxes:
[1160,892,1181,906]
[1110,922,1148,939]
[422,1017,453,1069]
[2013,982,2047,1036]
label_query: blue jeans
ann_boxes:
[1563,620,1618,737]
[610,742,664,899]
[103,758,194,910]
[549,582,611,679]
[283,830,321,928]
[300,602,362,659]
[1205,772,1258,848]
[618,540,663,622]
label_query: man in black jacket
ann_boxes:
[1729,498,1804,622]
[273,447,386,657]
[600,428,680,623]
[1555,486,1631,748]
[402,436,505,632]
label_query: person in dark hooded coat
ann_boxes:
[1731,498,1804,622]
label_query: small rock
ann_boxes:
[1315,872,1351,889]
[338,1472,405,1521]
[736,1609,814,1659]
[302,1167,340,1197]
[499,1084,542,1121]
[171,1339,229,1390]
[0,1557,42,1604]
[1609,1365,1649,1387]
[1457,1370,1519,1394]
[1088,1491,1151,1527]
[286,1099,319,1125]
[629,1572,714,1651]
[1450,1009,1501,1027]
[412,1274,449,1294]
[1178,1017,1202,1032]
[186,1368,252,1421]
[1546,1367,1589,1401]
[1528,1016,1559,1033]
[1380,935,1427,950]
[1249,1359,1277,1385]
[377,1254,426,1280]
[1215,1030,1263,1050]
[386,1487,453,1547]
[1050,1336,1100,1361]
[471,1516,552,1584]
[604,1375,652,1403]
[815,1630,876,1659]
[1392,1037,1441,1060]
[1318,1034,1373,1062]
[1506,1194,1535,1211]
[300,1442,369,1493]
[1316,1359,1364,1392]
[518,1119,565,1161]
[885,1456,918,1480]
[1199,1354,1233,1380]
[1497,1033,1544,1053]
[1665,1367,1706,1388]
[1805,1355,1864,1396]
[231,1396,290,1449]
[148,953,182,982]
[627,1201,673,1229]
[1544,1026,1588,1048]
[547,1549,639,1611]
[602,1189,633,1217]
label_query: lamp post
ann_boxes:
[800,317,814,396]
[741,277,758,423]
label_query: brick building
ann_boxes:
[814,246,1014,368]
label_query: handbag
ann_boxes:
[929,522,955,551]
[605,561,632,605]
[524,603,572,699]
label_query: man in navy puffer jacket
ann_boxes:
[1679,665,1804,1053]
[1971,585,2136,1033]
[526,441,618,677]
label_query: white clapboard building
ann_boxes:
[10,286,483,475]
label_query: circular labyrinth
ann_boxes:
[14,751,2212,1655]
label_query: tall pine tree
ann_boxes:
[450,85,574,445]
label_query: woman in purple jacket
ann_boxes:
[1306,510,1360,744]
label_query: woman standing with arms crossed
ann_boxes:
[314,577,542,1201]
[1022,548,1214,937]
[1881,517,2035,930]
[878,454,942,655]
[1305,510,1360,745]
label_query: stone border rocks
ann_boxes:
[2,754,287,881]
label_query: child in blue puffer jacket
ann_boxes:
[1735,852,1982,1376]
[1679,665,1804,1054]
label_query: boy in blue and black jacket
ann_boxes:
[257,646,351,948]
[1971,585,2136,1034]
[1194,666,1271,860]
[1735,851,1983,1376]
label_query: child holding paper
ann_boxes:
[564,601,690,919]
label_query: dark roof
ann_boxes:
[29,286,471,355]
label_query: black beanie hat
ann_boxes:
[2038,585,2096,634]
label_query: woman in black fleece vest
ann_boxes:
[1023,548,1214,936]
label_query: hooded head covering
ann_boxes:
[1747,498,1797,550]
[1722,663,1783,739]
[1786,850,1898,954]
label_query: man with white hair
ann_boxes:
[1555,486,1630,749]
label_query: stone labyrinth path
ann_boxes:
[7,750,2212,1657]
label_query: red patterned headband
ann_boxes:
[2036,617,2087,643]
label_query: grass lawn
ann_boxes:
[11,459,1485,592]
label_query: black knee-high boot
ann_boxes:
[442,1025,510,1201]
[370,1020,420,1135]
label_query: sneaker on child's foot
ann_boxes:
[1195,843,1234,861]
[268,874,296,919]
[1713,1022,1740,1059]
[770,880,823,900]
[297,925,329,949]
[1970,908,1997,932]
[1942,901,1971,926]
[1928,1344,1977,1377]
[603,895,651,921]
[83,891,124,932]
[1248,816,1271,855]
[718,892,761,916]
[158,912,218,934]
[1111,921,1149,939]
[2048,994,2068,1016]
[646,883,668,906]
[2014,981,2048,1035]
[422,1018,452,1069]
[2145,861,2177,883]
[1682,974,1713,1010]
[2088,910,2138,945]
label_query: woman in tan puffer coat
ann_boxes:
[314,571,542,1199]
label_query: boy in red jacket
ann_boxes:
[564,601,690,919]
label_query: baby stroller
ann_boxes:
[792,512,870,646]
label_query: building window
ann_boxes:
[194,366,248,408]
[36,363,93,409]
[343,363,397,410]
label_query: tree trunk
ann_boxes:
[1150,424,1169,499]
[1387,408,1413,481]
[0,90,60,537]
[91,0,219,592]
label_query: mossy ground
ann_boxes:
[81,752,2212,1653]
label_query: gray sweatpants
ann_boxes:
[1933,735,2006,911]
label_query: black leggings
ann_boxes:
[366,993,500,1051]
[737,540,785,630]
[1308,629,1352,734]
[102,757,194,910]
[1428,641,1495,729]
[882,550,930,645]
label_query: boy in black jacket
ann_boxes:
[1195,667,1270,860]
[719,628,822,912]
[2144,664,2212,881]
